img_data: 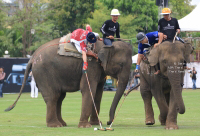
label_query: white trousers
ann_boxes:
[30,80,38,98]
[70,39,84,53]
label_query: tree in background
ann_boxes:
[99,0,158,33]
[0,0,197,57]
[0,28,23,57]
[48,0,95,35]
[169,0,195,19]
[0,0,24,57]
[169,0,199,39]
[88,0,139,55]
[87,1,110,37]
[0,0,5,30]
[0,0,59,57]
[88,1,137,38]
[0,0,8,56]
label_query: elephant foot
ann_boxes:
[145,120,155,125]
[47,121,63,127]
[159,115,166,126]
[145,116,155,125]
[165,123,179,130]
[78,121,92,128]
[89,120,102,125]
[59,120,67,126]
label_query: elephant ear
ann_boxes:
[148,46,159,66]
[184,42,193,63]
[98,46,114,71]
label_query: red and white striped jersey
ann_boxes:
[70,29,90,52]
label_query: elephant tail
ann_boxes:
[4,60,32,112]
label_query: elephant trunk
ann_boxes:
[107,78,128,125]
[168,71,185,114]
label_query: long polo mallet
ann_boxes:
[85,71,106,131]
[105,83,141,131]
[105,95,126,131]
[173,32,178,43]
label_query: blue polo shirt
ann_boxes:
[138,31,159,54]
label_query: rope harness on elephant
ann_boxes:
[31,41,97,65]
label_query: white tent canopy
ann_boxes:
[178,3,200,32]
[132,54,138,64]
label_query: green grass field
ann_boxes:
[0,89,200,136]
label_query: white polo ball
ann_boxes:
[94,128,98,131]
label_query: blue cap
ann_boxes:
[86,32,97,43]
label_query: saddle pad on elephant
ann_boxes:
[59,33,80,53]
[57,33,82,58]
[57,33,92,60]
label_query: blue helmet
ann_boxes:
[86,32,96,43]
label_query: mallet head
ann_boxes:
[105,127,114,131]
[94,128,106,131]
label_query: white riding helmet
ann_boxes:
[110,9,120,16]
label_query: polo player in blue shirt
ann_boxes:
[135,31,164,74]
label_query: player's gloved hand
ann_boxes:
[83,62,88,73]
[135,65,140,72]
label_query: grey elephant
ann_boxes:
[139,41,193,129]
[5,38,132,128]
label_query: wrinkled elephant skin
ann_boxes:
[140,41,193,129]
[6,39,132,128]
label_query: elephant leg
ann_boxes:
[165,93,170,106]
[147,76,169,126]
[165,92,179,129]
[152,89,169,126]
[89,80,104,125]
[141,90,155,125]
[44,91,63,127]
[78,92,94,128]
[78,74,98,128]
[140,77,155,125]
[57,92,67,126]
